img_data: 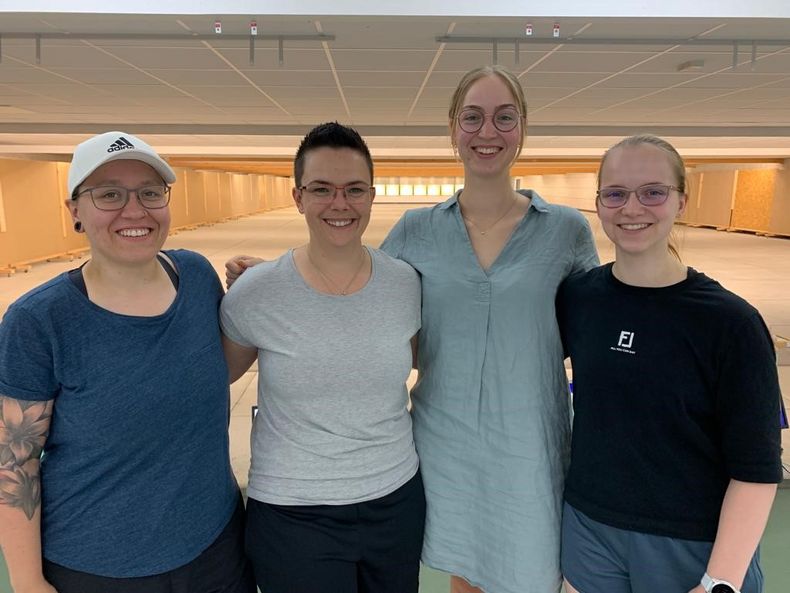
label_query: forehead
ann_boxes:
[462,75,517,107]
[83,159,161,185]
[301,147,370,181]
[600,144,676,184]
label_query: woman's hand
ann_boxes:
[225,256,264,289]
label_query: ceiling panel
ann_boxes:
[247,86,338,101]
[530,51,668,73]
[612,72,724,87]
[143,69,247,86]
[92,84,204,99]
[332,49,437,71]
[520,72,615,87]
[38,68,164,84]
[0,67,78,84]
[339,71,428,86]
[626,51,751,73]
[217,47,330,71]
[433,49,504,71]
[240,69,337,86]
[343,87,421,100]
[101,46,231,69]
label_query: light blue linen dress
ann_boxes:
[381,190,599,593]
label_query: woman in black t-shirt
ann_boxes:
[556,135,782,593]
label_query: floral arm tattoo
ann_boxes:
[0,396,53,520]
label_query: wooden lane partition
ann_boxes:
[681,163,790,238]
[768,164,790,237]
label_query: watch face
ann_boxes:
[711,585,736,593]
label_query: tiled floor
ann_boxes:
[1,203,788,592]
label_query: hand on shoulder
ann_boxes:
[225,255,264,288]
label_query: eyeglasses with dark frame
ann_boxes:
[298,182,372,203]
[457,107,522,133]
[596,184,681,209]
[75,185,171,211]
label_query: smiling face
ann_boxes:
[292,147,375,250]
[597,143,687,260]
[451,74,524,180]
[66,159,170,267]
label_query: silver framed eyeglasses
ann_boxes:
[298,182,372,203]
[596,184,680,208]
[76,185,171,211]
[457,107,522,133]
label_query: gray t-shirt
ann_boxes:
[220,247,421,505]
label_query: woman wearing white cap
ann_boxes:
[0,132,254,593]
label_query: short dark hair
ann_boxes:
[293,122,374,186]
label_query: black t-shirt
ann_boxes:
[556,263,782,541]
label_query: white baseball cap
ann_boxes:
[68,131,177,196]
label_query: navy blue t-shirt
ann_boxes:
[0,249,238,577]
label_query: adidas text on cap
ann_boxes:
[68,131,177,196]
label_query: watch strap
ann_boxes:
[701,572,741,593]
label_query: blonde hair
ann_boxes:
[448,65,528,160]
[597,134,687,260]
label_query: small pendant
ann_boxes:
[480,231,487,235]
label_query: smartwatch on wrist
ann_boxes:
[701,572,741,593]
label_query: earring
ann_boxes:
[74,221,83,233]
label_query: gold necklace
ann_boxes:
[306,247,368,295]
[462,194,519,236]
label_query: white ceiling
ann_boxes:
[0,12,790,160]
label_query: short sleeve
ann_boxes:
[571,216,599,274]
[716,312,783,483]
[0,306,58,400]
[206,261,225,305]
[380,213,408,259]
[219,286,254,348]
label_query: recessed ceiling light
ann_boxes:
[677,59,705,72]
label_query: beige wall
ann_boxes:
[519,172,598,212]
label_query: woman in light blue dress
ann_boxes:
[379,66,598,593]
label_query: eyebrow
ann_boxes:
[602,182,669,187]
[462,103,518,110]
[304,178,369,186]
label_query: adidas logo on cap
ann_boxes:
[106,137,135,153]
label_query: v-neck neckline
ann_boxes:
[453,192,532,276]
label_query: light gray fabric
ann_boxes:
[220,246,421,506]
[380,191,599,593]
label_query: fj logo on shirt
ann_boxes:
[106,137,135,152]
[610,330,636,354]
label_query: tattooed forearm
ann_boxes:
[0,396,53,520]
